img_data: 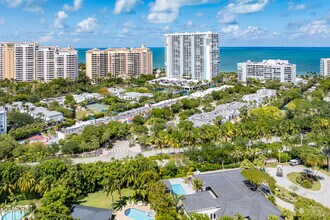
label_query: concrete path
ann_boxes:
[267,165,330,208]
[72,147,188,164]
[275,196,295,211]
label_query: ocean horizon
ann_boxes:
[77,47,330,75]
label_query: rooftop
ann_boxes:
[183,169,281,219]
[70,205,113,220]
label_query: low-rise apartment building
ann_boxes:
[238,59,296,83]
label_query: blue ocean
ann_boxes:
[78,47,330,75]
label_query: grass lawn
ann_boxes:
[287,172,321,191]
[81,189,133,209]
[14,199,41,206]
[76,110,89,120]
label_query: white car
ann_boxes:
[290,159,302,166]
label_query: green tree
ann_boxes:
[191,178,203,192]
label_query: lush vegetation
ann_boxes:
[1,76,330,219]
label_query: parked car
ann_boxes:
[259,184,272,196]
[290,159,302,166]
[276,165,283,177]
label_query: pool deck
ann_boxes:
[114,204,152,220]
[169,178,196,195]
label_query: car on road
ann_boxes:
[290,159,302,166]
[276,165,283,177]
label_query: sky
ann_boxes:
[0,0,329,48]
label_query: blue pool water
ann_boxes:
[1,210,26,220]
[171,183,187,195]
[124,208,153,220]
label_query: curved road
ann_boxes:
[267,165,330,208]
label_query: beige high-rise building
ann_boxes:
[0,43,15,80]
[86,45,153,80]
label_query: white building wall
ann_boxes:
[0,108,7,134]
[321,58,330,77]
[165,32,219,81]
[14,43,38,82]
[237,60,296,83]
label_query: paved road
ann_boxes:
[71,147,188,164]
[267,165,330,208]
[275,196,295,211]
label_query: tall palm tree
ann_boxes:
[191,178,203,193]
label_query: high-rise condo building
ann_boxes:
[14,42,39,82]
[320,58,330,77]
[86,48,108,79]
[36,46,78,82]
[55,47,78,80]
[0,43,15,80]
[86,45,153,80]
[36,46,57,82]
[165,32,219,81]
[237,60,296,83]
[0,107,7,134]
[0,42,78,82]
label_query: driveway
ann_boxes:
[267,165,330,208]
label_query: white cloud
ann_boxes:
[39,31,54,43]
[221,25,278,39]
[186,20,193,27]
[163,25,170,32]
[54,11,68,29]
[73,38,80,42]
[195,12,204,17]
[148,0,219,23]
[288,2,306,11]
[114,0,140,14]
[292,20,330,38]
[218,0,269,24]
[0,17,5,24]
[0,0,47,14]
[63,0,83,11]
[76,17,98,33]
[148,11,179,23]
[0,0,23,7]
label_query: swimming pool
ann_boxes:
[1,210,26,220]
[171,183,187,195]
[124,208,154,220]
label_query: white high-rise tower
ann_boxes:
[320,58,330,77]
[165,32,219,81]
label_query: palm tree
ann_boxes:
[172,194,185,211]
[322,146,330,173]
[104,180,116,203]
[17,172,36,194]
[191,178,203,193]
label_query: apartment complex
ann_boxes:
[237,59,296,83]
[165,32,219,81]
[0,107,7,134]
[320,58,330,77]
[86,45,153,80]
[0,42,78,82]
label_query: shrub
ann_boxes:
[301,180,312,189]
